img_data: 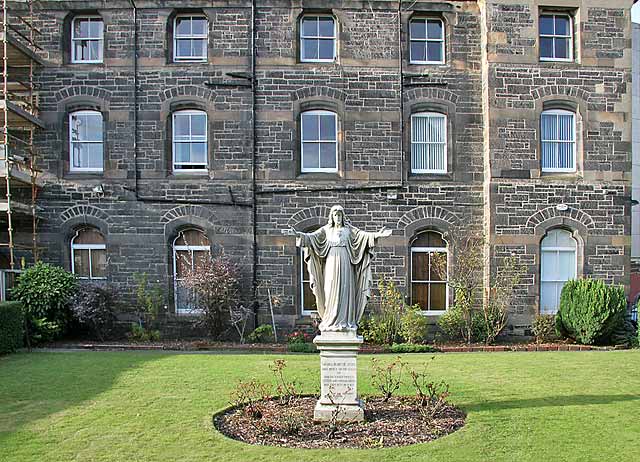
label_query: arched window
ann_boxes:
[410,231,448,313]
[70,110,104,172]
[301,110,338,173]
[71,227,107,279]
[172,110,208,172]
[71,16,104,63]
[173,14,208,62]
[300,226,320,315]
[540,229,577,314]
[172,229,210,314]
[300,15,336,62]
[411,112,446,174]
[540,108,576,172]
[409,17,445,64]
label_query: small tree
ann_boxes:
[367,280,406,345]
[133,273,164,327]
[70,282,118,341]
[483,254,524,345]
[180,251,240,338]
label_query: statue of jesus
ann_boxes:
[292,205,392,332]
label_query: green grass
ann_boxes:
[1,350,639,462]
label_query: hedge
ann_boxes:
[0,301,24,354]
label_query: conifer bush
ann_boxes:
[555,279,626,345]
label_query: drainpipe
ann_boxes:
[251,0,259,328]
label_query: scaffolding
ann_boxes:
[0,0,43,273]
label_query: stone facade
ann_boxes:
[8,0,631,336]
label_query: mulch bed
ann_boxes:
[214,396,466,449]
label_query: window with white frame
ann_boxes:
[300,227,319,315]
[300,16,336,62]
[411,231,448,313]
[173,229,210,314]
[71,16,104,63]
[172,110,208,171]
[409,18,445,64]
[70,110,104,172]
[301,110,338,172]
[539,13,573,61]
[540,229,577,314]
[71,228,107,279]
[540,109,575,172]
[173,15,208,62]
[411,112,447,174]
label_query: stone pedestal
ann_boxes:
[313,331,365,422]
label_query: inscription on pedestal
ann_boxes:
[320,356,358,405]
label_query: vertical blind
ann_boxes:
[541,110,575,171]
[411,113,446,173]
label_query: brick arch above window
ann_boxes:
[60,205,112,227]
[292,86,347,103]
[161,205,217,226]
[403,87,458,105]
[398,205,460,238]
[159,85,215,104]
[531,85,590,103]
[55,86,112,106]
[287,205,332,230]
[525,206,595,236]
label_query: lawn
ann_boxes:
[1,350,639,462]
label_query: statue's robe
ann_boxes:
[298,225,377,331]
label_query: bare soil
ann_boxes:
[214,396,466,449]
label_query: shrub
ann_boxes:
[390,343,439,353]
[133,273,164,326]
[370,356,405,402]
[12,262,77,345]
[286,330,310,345]
[399,305,428,344]
[127,323,161,343]
[532,314,557,344]
[247,324,274,343]
[287,342,317,353]
[611,317,638,348]
[70,282,118,341]
[366,281,407,345]
[556,279,626,345]
[229,379,271,419]
[0,301,24,354]
[437,304,485,343]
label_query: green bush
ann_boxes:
[399,305,429,344]
[287,342,317,353]
[364,281,411,345]
[610,317,638,348]
[127,323,161,343]
[437,305,485,343]
[390,343,439,353]
[556,279,626,345]
[532,314,557,344]
[0,301,24,354]
[247,324,274,343]
[12,262,77,345]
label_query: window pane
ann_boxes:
[540,281,557,314]
[174,143,191,163]
[319,143,336,169]
[412,252,429,280]
[430,115,445,142]
[193,250,209,270]
[85,114,103,141]
[427,42,443,62]
[554,38,568,59]
[192,18,207,35]
[302,143,319,169]
[410,20,426,39]
[190,142,207,164]
[74,42,88,61]
[75,228,105,245]
[75,19,89,38]
[176,17,191,36]
[412,115,428,142]
[89,19,103,39]
[174,250,191,277]
[412,283,429,311]
[301,114,319,141]
[426,20,443,40]
[91,249,107,278]
[74,249,90,277]
[318,39,334,60]
[555,16,569,36]
[541,250,557,281]
[302,38,318,60]
[430,252,446,281]
[174,114,190,138]
[318,18,334,37]
[303,283,317,311]
[540,37,553,58]
[177,39,191,57]
[87,144,103,169]
[175,229,209,246]
[191,114,207,137]
[555,230,576,248]
[539,15,554,35]
[541,114,557,141]
[192,39,206,58]
[89,40,102,60]
[430,283,446,310]
[319,114,336,140]
[302,17,317,37]
[558,251,576,280]
[410,42,426,62]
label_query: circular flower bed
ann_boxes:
[214,396,465,449]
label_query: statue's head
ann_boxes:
[328,205,346,227]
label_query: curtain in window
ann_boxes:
[411,113,446,173]
[541,111,575,171]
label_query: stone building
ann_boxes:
[3,0,632,336]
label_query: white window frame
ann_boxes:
[539,13,573,62]
[540,108,576,173]
[300,15,337,63]
[70,229,107,280]
[173,14,209,63]
[300,248,317,316]
[410,240,448,315]
[411,112,447,174]
[0,269,21,301]
[69,110,104,173]
[172,110,208,173]
[409,17,445,65]
[540,230,577,315]
[71,15,104,64]
[172,231,210,315]
[300,110,338,173]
